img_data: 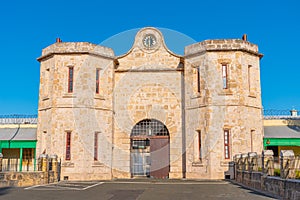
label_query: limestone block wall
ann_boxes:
[0,171,54,187]
[112,27,184,178]
[113,71,183,178]
[37,42,115,180]
[36,28,264,180]
[184,39,263,179]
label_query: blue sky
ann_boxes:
[0,0,299,114]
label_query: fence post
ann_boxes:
[0,153,3,172]
[237,154,243,170]
[242,153,248,171]
[50,154,58,182]
[39,154,48,172]
[262,150,274,176]
[248,152,258,172]
[280,150,295,179]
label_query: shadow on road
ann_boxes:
[0,187,12,196]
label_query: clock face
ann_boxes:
[143,34,157,48]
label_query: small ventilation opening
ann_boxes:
[64,176,69,181]
[225,174,231,179]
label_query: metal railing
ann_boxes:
[263,109,300,119]
[235,153,300,179]
[1,158,38,172]
[0,114,38,124]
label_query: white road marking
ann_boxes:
[106,181,229,185]
[24,185,42,190]
[82,182,104,190]
[24,181,105,191]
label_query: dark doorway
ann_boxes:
[130,119,170,178]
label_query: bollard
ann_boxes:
[262,150,274,176]
[280,150,295,179]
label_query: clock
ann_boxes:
[143,34,157,48]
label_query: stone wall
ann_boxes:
[184,38,263,179]
[113,27,184,178]
[234,150,300,199]
[236,170,300,200]
[0,171,54,187]
[36,27,264,180]
[37,41,114,180]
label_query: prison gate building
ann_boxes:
[36,27,263,180]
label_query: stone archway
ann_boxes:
[130,119,170,178]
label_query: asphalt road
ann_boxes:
[0,180,277,200]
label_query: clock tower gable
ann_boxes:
[115,27,182,71]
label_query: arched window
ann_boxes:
[131,119,169,137]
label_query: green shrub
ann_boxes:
[274,168,280,176]
[296,170,300,179]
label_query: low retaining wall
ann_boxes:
[236,170,300,200]
[0,171,55,187]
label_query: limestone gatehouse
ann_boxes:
[36,27,264,180]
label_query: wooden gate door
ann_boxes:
[150,137,170,178]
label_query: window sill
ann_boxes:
[94,94,105,100]
[220,160,231,167]
[218,89,233,96]
[61,162,74,168]
[42,96,50,101]
[92,161,105,167]
[63,93,76,98]
[192,162,204,167]
[191,93,201,99]
[248,93,257,98]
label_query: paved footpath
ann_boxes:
[0,180,277,200]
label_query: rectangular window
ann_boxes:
[224,130,230,159]
[198,130,202,161]
[44,68,50,97]
[248,65,252,92]
[250,130,255,152]
[94,132,98,161]
[68,67,74,93]
[96,69,100,94]
[65,132,71,160]
[197,67,201,93]
[222,64,228,89]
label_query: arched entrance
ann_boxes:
[130,119,170,178]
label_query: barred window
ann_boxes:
[197,67,201,93]
[131,119,169,137]
[222,64,228,89]
[197,130,202,161]
[68,67,74,93]
[94,132,99,161]
[66,132,71,160]
[224,130,230,159]
[96,69,100,94]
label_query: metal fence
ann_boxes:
[235,153,300,179]
[0,114,38,124]
[1,158,38,172]
[263,109,300,119]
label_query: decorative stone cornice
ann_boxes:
[37,42,115,62]
[184,39,263,58]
